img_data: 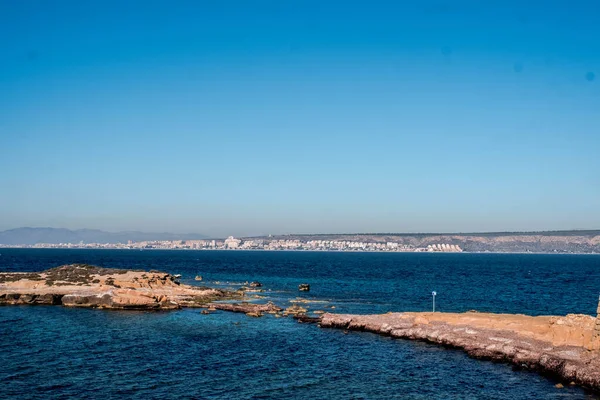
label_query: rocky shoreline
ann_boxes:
[319,312,600,391]
[4,265,600,392]
[0,264,237,309]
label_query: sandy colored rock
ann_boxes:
[290,298,328,304]
[284,304,308,316]
[0,264,235,310]
[320,311,600,391]
[245,312,262,317]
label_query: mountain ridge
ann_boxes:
[0,227,208,245]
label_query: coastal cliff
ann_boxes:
[0,264,234,309]
[319,312,600,390]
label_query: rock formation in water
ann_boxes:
[6,264,600,391]
[0,264,235,309]
[209,301,281,316]
[319,311,600,391]
[298,283,310,292]
[284,304,308,316]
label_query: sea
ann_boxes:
[1,249,599,399]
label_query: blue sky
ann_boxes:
[1,0,599,237]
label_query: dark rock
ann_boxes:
[0,293,62,305]
[294,314,320,323]
[0,273,44,284]
[210,301,282,314]
[298,283,310,292]
[61,293,114,308]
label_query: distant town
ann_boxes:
[1,228,599,253]
[0,236,463,253]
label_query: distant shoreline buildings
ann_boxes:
[3,231,598,253]
[0,236,463,253]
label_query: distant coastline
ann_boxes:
[0,228,598,254]
[0,247,598,256]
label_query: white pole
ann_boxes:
[432,291,437,312]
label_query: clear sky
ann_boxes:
[1,1,599,237]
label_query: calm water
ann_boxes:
[1,249,599,399]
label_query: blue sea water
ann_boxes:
[1,249,599,399]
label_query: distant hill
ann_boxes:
[257,230,600,239]
[248,231,600,253]
[0,228,208,245]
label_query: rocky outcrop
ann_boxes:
[284,304,308,316]
[294,314,320,323]
[60,290,181,310]
[320,312,600,391]
[0,293,64,305]
[209,301,281,316]
[0,264,236,310]
[298,284,310,292]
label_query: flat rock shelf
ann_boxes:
[0,264,236,309]
[319,312,600,392]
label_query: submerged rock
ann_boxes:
[246,311,262,318]
[290,298,328,304]
[294,314,320,323]
[210,301,282,314]
[284,304,308,316]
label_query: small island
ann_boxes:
[0,264,236,309]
